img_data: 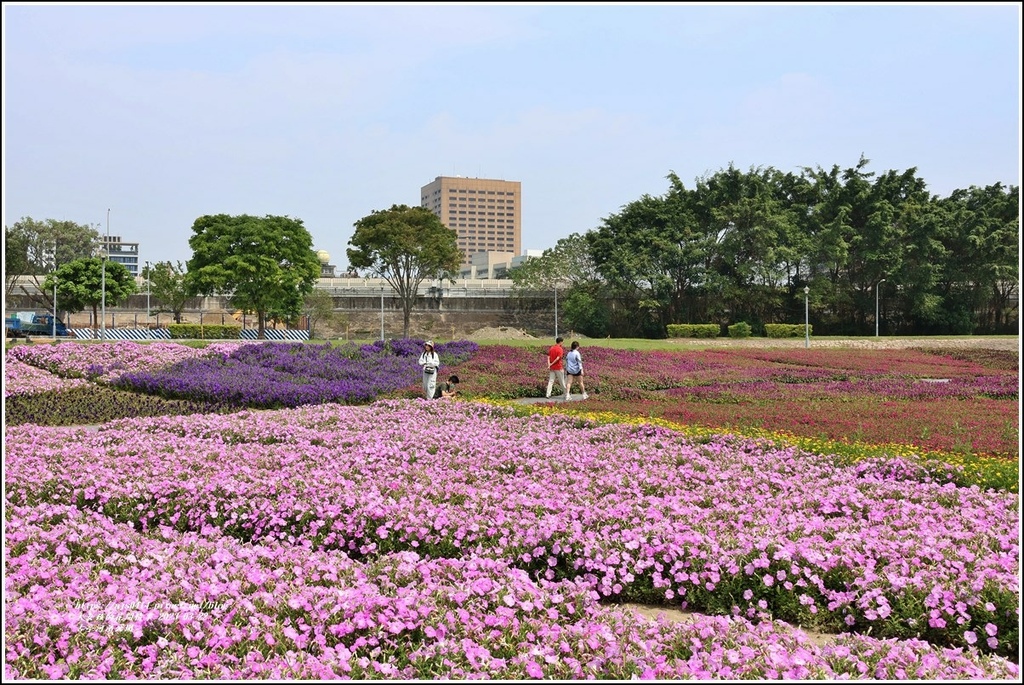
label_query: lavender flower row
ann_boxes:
[109,340,478,408]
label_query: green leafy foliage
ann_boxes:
[144,260,193,323]
[185,214,321,339]
[347,204,461,337]
[42,257,137,324]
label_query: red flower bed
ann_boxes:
[452,345,1019,458]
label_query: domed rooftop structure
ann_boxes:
[316,249,331,265]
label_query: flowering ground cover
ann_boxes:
[4,340,1020,679]
[454,344,1019,461]
[4,357,90,397]
[7,339,477,410]
[4,401,1019,679]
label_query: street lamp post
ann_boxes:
[101,209,109,341]
[146,261,151,322]
[804,286,810,348]
[380,286,385,342]
[875,279,886,337]
[52,241,58,338]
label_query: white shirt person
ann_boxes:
[418,341,441,400]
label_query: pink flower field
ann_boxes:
[3,342,1020,680]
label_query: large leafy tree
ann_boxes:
[509,233,607,336]
[145,261,193,324]
[5,217,100,303]
[42,257,136,331]
[185,214,321,339]
[588,172,714,336]
[347,204,461,338]
[698,164,803,330]
[930,183,1019,333]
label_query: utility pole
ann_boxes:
[101,209,109,340]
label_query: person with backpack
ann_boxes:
[564,340,588,400]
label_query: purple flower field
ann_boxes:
[3,341,1020,679]
[8,339,478,408]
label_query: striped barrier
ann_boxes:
[67,329,309,342]
[240,329,310,341]
[68,329,172,341]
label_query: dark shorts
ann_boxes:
[568,372,582,377]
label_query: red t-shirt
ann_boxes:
[548,344,564,371]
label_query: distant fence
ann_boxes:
[67,329,309,342]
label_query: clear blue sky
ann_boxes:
[3,2,1021,270]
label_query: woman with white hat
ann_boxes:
[418,340,441,400]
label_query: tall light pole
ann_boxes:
[804,286,810,348]
[380,285,385,342]
[146,261,151,321]
[52,241,58,338]
[101,209,109,341]
[875,279,886,337]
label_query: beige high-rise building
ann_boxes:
[420,176,522,267]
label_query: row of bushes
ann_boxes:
[666,322,813,339]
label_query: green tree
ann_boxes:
[509,233,607,336]
[347,204,461,338]
[42,257,136,331]
[5,217,100,303]
[145,261,193,324]
[698,164,803,331]
[929,183,1019,334]
[302,289,339,340]
[510,233,600,291]
[587,172,716,337]
[185,214,321,339]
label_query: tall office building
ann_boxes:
[101,235,140,277]
[420,176,522,267]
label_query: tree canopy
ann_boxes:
[509,233,608,336]
[581,159,1018,336]
[145,261,194,324]
[5,217,100,304]
[42,257,136,330]
[347,204,461,338]
[185,214,321,339]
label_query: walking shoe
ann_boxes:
[582,393,589,400]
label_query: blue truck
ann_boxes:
[5,311,74,339]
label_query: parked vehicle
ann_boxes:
[5,311,74,338]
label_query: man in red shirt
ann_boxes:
[546,336,566,398]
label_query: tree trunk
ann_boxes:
[258,310,267,339]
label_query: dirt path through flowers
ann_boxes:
[625,603,839,646]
